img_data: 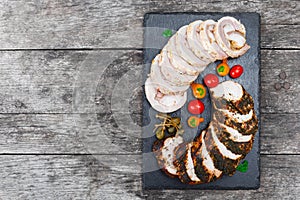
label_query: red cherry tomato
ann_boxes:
[204,74,219,88]
[230,65,244,79]
[188,100,205,115]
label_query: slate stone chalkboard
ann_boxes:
[142,12,260,190]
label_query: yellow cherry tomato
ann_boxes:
[217,59,230,77]
[191,82,206,99]
[187,116,204,128]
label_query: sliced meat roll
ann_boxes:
[186,20,214,63]
[205,124,242,175]
[198,20,228,60]
[165,36,201,76]
[149,55,190,94]
[214,16,250,58]
[152,135,184,177]
[175,26,208,68]
[159,49,198,86]
[145,78,187,113]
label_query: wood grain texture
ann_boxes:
[0,0,299,198]
[0,50,298,114]
[0,0,299,49]
[0,155,299,199]
[0,113,298,154]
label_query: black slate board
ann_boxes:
[142,12,260,190]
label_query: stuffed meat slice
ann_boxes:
[198,20,228,60]
[145,78,187,113]
[165,36,201,76]
[175,26,208,68]
[186,20,214,63]
[159,49,198,86]
[149,55,190,94]
[214,16,250,58]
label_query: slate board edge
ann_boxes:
[142,12,261,190]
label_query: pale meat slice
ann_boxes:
[144,78,187,113]
[186,20,214,63]
[175,25,208,68]
[149,55,190,94]
[210,80,244,101]
[198,20,228,60]
[214,16,250,58]
[159,49,198,86]
[216,121,253,143]
[152,135,184,176]
[164,36,201,76]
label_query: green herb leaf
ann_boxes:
[162,29,172,37]
[218,65,225,72]
[236,160,248,173]
[197,88,204,96]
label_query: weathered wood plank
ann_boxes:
[0,0,298,49]
[0,113,298,154]
[260,50,300,113]
[0,50,298,114]
[0,155,298,199]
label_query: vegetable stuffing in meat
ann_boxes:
[145,16,250,113]
[152,81,258,184]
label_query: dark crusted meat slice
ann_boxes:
[193,130,223,183]
[174,130,224,184]
[210,80,254,114]
[204,124,242,175]
[152,135,184,177]
[213,108,258,135]
[173,142,192,183]
[211,120,254,156]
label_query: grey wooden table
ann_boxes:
[0,0,299,199]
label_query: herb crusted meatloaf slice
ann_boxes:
[152,81,258,184]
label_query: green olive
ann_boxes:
[155,127,165,140]
[167,126,175,134]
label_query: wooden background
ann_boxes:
[0,0,299,199]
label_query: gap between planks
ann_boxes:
[0,47,299,52]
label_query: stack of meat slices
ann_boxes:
[152,81,258,184]
[145,16,250,113]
